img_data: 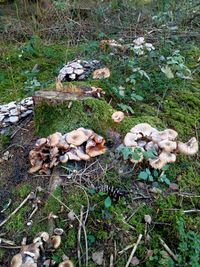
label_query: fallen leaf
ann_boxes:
[160,65,174,79]
[131,256,140,266]
[92,250,104,265]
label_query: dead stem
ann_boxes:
[125,234,143,267]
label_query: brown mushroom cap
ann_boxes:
[76,147,90,161]
[92,67,110,79]
[47,132,62,147]
[66,128,89,146]
[11,253,22,267]
[50,235,61,249]
[29,160,43,173]
[66,150,81,161]
[35,138,47,149]
[57,137,70,150]
[112,111,125,123]
[177,137,198,155]
[124,132,141,147]
[86,139,106,157]
[130,123,153,137]
[158,140,177,152]
[58,260,74,267]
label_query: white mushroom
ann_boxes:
[130,123,153,137]
[124,132,141,147]
[158,140,177,152]
[177,137,198,155]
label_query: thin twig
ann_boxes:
[109,254,114,267]
[78,206,84,267]
[0,192,34,228]
[159,238,178,262]
[125,234,143,267]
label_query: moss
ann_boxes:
[17,184,32,198]
[160,90,200,140]
[0,134,10,151]
[44,186,63,215]
[34,97,163,137]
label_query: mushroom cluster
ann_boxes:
[29,128,107,174]
[57,59,100,81]
[132,37,155,55]
[124,123,198,169]
[11,231,74,267]
[0,97,33,130]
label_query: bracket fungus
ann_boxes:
[123,123,198,169]
[29,128,106,174]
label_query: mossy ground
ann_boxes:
[0,2,200,265]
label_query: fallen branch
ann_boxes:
[159,237,178,262]
[0,192,34,228]
[125,234,143,267]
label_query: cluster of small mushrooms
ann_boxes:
[29,128,107,174]
[123,123,198,169]
[11,231,74,267]
[0,97,33,130]
[57,59,100,81]
[99,37,155,56]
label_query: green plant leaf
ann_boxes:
[138,171,148,180]
[104,196,112,208]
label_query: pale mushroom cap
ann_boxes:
[54,228,64,236]
[37,232,50,242]
[124,132,140,147]
[47,132,62,147]
[92,67,110,79]
[130,123,153,137]
[60,153,69,163]
[149,158,166,169]
[159,151,176,163]
[159,129,178,141]
[76,147,90,161]
[58,260,74,267]
[92,133,104,144]
[66,150,81,161]
[11,253,22,267]
[177,137,198,155]
[51,235,61,249]
[158,140,177,152]
[66,128,89,146]
[111,111,125,123]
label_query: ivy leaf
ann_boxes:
[160,65,174,79]
[138,171,148,180]
[104,196,112,208]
